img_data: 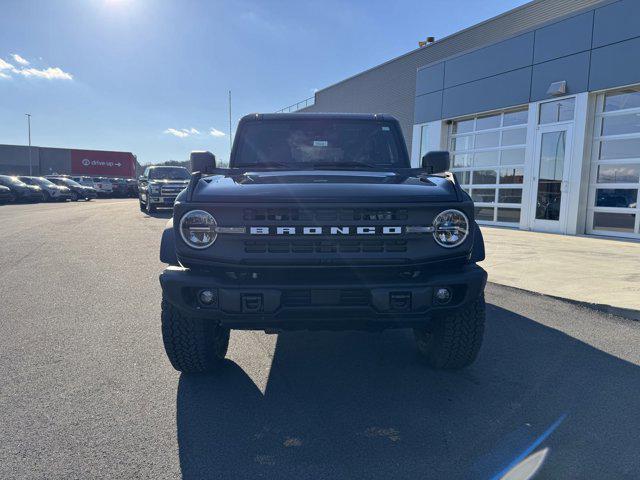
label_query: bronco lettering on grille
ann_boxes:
[248,226,434,235]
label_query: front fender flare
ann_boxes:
[469,221,485,263]
[160,218,179,265]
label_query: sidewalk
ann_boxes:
[480,226,640,318]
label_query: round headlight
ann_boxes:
[179,210,217,249]
[432,209,469,248]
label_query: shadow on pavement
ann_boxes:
[176,304,640,479]
[143,210,173,219]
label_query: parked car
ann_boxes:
[18,176,73,202]
[138,166,190,213]
[70,176,95,188]
[91,177,113,196]
[126,178,138,198]
[0,185,14,203]
[46,177,97,201]
[0,175,44,202]
[108,177,128,197]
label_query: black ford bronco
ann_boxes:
[159,113,487,372]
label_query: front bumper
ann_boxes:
[160,264,487,330]
[150,196,177,207]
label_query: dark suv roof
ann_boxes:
[240,112,393,122]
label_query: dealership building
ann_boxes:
[296,0,640,240]
[0,144,138,178]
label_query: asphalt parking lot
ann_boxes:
[1,199,639,479]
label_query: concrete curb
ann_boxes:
[488,282,640,322]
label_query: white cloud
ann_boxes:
[11,53,29,66]
[1,55,73,80]
[209,128,226,137]
[164,128,190,138]
[164,127,203,138]
[0,58,16,72]
[0,72,11,79]
[17,67,73,80]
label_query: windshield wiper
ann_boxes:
[311,161,378,169]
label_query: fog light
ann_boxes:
[434,287,452,304]
[199,289,215,305]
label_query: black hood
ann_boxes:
[190,170,459,203]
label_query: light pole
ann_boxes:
[25,113,32,175]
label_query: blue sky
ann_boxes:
[0,0,527,164]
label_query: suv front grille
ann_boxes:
[244,239,408,254]
[161,186,185,195]
[243,207,408,222]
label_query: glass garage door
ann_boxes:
[448,107,528,226]
[587,87,640,239]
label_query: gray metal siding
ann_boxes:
[533,11,594,63]
[39,148,71,176]
[414,91,443,124]
[589,36,640,91]
[442,68,532,119]
[592,0,640,47]
[443,33,534,89]
[303,0,609,151]
[412,0,640,124]
[416,63,444,96]
[530,51,591,101]
[0,145,40,176]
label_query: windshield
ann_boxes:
[233,119,408,168]
[0,175,27,186]
[149,167,190,180]
[61,178,81,187]
[32,177,57,187]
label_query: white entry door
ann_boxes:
[529,124,573,233]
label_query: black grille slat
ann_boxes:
[244,240,407,254]
[242,208,408,222]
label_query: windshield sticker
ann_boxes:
[382,126,390,131]
[313,140,328,147]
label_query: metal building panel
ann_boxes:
[530,51,591,101]
[416,62,444,96]
[589,36,640,91]
[593,0,640,48]
[442,67,532,119]
[414,91,443,124]
[0,144,39,176]
[533,11,594,64]
[443,33,534,89]
[38,148,72,176]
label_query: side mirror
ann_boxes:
[421,151,450,174]
[190,151,216,174]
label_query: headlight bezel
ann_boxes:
[179,210,218,249]
[432,209,469,248]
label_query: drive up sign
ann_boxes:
[71,149,136,178]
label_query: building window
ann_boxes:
[448,107,528,225]
[587,86,640,238]
[539,98,575,124]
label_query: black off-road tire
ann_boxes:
[161,296,229,373]
[414,294,485,370]
[139,199,145,211]
[146,200,157,213]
